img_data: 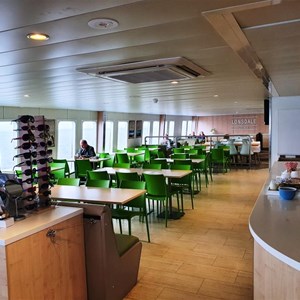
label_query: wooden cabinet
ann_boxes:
[0,208,87,300]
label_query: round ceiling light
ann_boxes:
[27,33,49,41]
[88,18,119,30]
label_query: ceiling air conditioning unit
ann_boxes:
[77,57,209,84]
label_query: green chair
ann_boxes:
[113,163,130,169]
[116,171,140,188]
[52,159,74,177]
[116,153,130,164]
[49,162,66,183]
[190,154,210,187]
[102,154,115,167]
[85,179,111,188]
[171,153,188,159]
[57,178,80,186]
[142,163,162,170]
[111,180,150,242]
[75,159,93,180]
[170,164,194,211]
[87,170,110,180]
[133,152,145,167]
[173,148,185,154]
[150,159,169,169]
[143,173,175,227]
[211,148,228,173]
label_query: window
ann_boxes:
[57,121,76,159]
[142,121,150,145]
[0,121,17,170]
[181,120,192,136]
[82,121,96,150]
[117,121,128,150]
[104,121,114,153]
[152,121,159,144]
[165,121,174,137]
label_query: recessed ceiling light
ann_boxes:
[171,81,179,84]
[234,101,238,104]
[27,33,49,41]
[24,94,30,98]
[88,18,119,30]
[213,94,219,98]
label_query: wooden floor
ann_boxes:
[121,166,269,300]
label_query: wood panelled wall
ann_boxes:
[196,114,268,136]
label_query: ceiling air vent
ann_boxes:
[77,57,209,83]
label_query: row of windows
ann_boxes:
[1,120,192,170]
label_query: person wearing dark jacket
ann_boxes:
[76,139,96,158]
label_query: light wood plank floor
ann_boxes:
[121,167,269,300]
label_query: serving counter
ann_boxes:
[249,161,300,299]
[0,206,87,299]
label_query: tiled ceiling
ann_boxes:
[0,0,299,116]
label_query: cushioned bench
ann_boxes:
[57,202,142,300]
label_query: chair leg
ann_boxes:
[118,219,123,234]
[128,219,131,235]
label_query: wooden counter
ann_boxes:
[249,161,300,299]
[0,206,87,299]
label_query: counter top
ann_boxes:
[0,206,83,246]
[249,161,300,270]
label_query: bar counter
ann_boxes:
[249,161,300,299]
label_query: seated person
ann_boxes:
[198,131,206,143]
[76,139,96,158]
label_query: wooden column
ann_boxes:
[159,114,166,136]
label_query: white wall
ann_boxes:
[271,96,300,165]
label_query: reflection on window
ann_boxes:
[104,121,113,153]
[142,121,150,145]
[57,121,76,159]
[0,122,17,170]
[152,121,159,144]
[82,121,96,149]
[117,121,128,150]
[165,121,174,137]
[187,120,192,136]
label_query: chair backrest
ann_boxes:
[57,178,80,186]
[173,148,185,154]
[52,159,70,176]
[211,148,225,161]
[102,154,115,167]
[171,153,188,159]
[240,140,251,155]
[119,180,146,208]
[142,163,162,170]
[170,164,192,183]
[116,172,140,187]
[85,179,111,188]
[87,170,110,180]
[173,159,192,165]
[116,153,130,163]
[150,159,168,169]
[143,173,167,196]
[113,163,130,168]
[228,139,238,155]
[75,159,93,178]
[49,162,66,180]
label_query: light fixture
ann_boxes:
[24,94,30,98]
[213,94,219,98]
[171,81,179,84]
[27,33,49,41]
[153,98,159,103]
[88,18,119,30]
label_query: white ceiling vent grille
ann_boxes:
[77,57,209,83]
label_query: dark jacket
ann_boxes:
[77,145,96,158]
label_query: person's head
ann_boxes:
[80,139,88,149]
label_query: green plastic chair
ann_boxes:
[102,154,115,167]
[171,153,188,159]
[52,159,74,177]
[150,159,169,169]
[111,180,150,242]
[190,154,210,187]
[211,148,228,173]
[113,163,130,169]
[87,170,110,180]
[170,164,194,211]
[57,178,80,186]
[143,173,175,227]
[142,163,162,170]
[116,171,140,188]
[74,159,93,179]
[116,153,130,164]
[49,162,66,183]
[85,179,111,188]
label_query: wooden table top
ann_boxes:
[99,167,192,178]
[50,185,146,205]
